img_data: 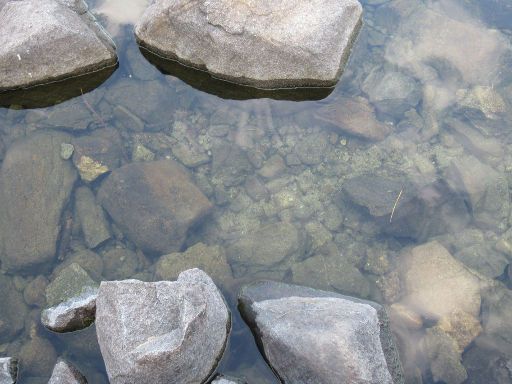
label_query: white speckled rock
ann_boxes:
[96,269,230,384]
[0,0,116,91]
[239,281,404,384]
[0,357,18,384]
[48,359,87,384]
[134,0,362,88]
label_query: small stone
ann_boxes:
[48,359,87,384]
[389,303,423,330]
[132,144,155,162]
[23,275,49,308]
[60,143,75,160]
[75,186,111,249]
[0,357,18,384]
[75,155,109,182]
[258,154,286,179]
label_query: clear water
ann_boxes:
[1,0,512,383]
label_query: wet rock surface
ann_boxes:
[0,274,27,342]
[0,131,77,272]
[95,269,230,384]
[0,357,18,384]
[48,359,87,384]
[0,0,117,91]
[75,186,111,248]
[97,160,213,254]
[239,280,404,384]
[135,0,362,88]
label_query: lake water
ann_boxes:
[1,0,512,383]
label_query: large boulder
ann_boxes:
[0,0,117,91]
[95,269,230,384]
[0,131,77,272]
[239,280,404,384]
[97,160,212,255]
[134,0,362,88]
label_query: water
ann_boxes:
[1,0,512,382]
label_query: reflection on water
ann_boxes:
[1,0,512,383]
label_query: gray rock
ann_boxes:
[75,186,111,248]
[60,143,75,160]
[226,222,305,278]
[102,248,139,280]
[0,275,27,343]
[42,263,98,332]
[0,357,18,384]
[0,131,77,272]
[95,269,230,384]
[52,249,104,281]
[19,336,58,378]
[211,375,247,384]
[97,160,212,254]
[239,280,404,384]
[135,0,362,88]
[48,359,87,384]
[212,143,253,188]
[454,244,509,278]
[0,0,116,91]
[480,285,512,356]
[23,275,49,307]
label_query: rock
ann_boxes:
[463,344,512,384]
[211,374,247,384]
[135,0,362,88]
[60,143,75,160]
[294,133,329,165]
[52,249,104,281]
[0,273,28,343]
[258,155,286,179]
[456,85,507,119]
[102,248,139,280]
[0,131,77,272]
[72,128,123,182]
[239,280,404,383]
[75,186,111,248]
[23,275,49,307]
[479,285,512,355]
[0,0,117,91]
[155,242,232,285]
[19,336,58,378]
[42,263,98,332]
[95,269,230,384]
[0,357,17,384]
[131,144,155,162]
[226,222,305,278]
[454,244,509,278]
[48,359,87,384]
[98,160,212,254]
[315,97,392,141]
[212,143,253,188]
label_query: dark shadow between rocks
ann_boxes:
[0,64,118,109]
[138,47,334,101]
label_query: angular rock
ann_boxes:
[95,269,230,384]
[102,247,139,280]
[97,160,212,254]
[75,186,111,248]
[316,97,392,141]
[135,0,362,88]
[48,359,87,384]
[0,357,18,384]
[23,275,49,307]
[42,263,98,332]
[0,0,117,91]
[211,374,247,384]
[239,280,404,383]
[0,131,77,272]
[212,143,253,188]
[0,275,28,342]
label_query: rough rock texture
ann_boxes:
[0,131,77,273]
[96,269,230,384]
[75,186,111,248]
[48,359,87,384]
[0,0,117,91]
[98,160,212,254]
[135,0,362,88]
[239,280,404,384]
[0,357,18,384]
[0,274,27,342]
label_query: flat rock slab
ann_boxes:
[135,0,362,89]
[97,160,212,255]
[0,131,77,273]
[48,359,87,384]
[96,268,230,384]
[0,357,18,384]
[0,0,117,91]
[239,281,404,384]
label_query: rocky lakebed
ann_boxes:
[1,0,512,383]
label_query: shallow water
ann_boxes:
[1,0,512,383]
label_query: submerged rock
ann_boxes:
[0,357,17,384]
[239,280,404,384]
[75,186,111,249]
[48,359,87,384]
[0,274,27,343]
[135,0,362,88]
[96,269,230,384]
[0,131,77,272]
[211,374,247,384]
[0,0,117,91]
[97,160,212,254]
[19,335,58,378]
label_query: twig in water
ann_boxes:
[80,88,106,127]
[390,189,403,223]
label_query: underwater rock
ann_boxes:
[134,0,362,88]
[211,374,247,384]
[75,186,111,249]
[48,359,87,384]
[96,269,230,384]
[97,160,212,255]
[0,0,116,91]
[0,130,77,273]
[23,275,49,308]
[479,285,512,356]
[19,335,58,378]
[53,249,104,281]
[0,274,27,343]
[0,357,18,384]
[212,143,253,188]
[102,247,139,280]
[239,280,404,383]
[315,97,392,141]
